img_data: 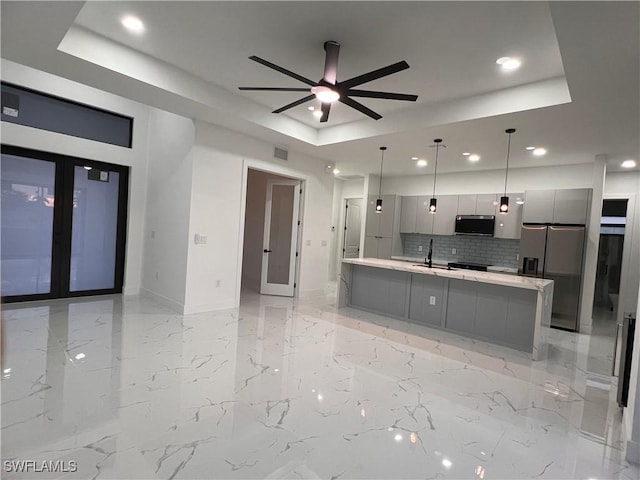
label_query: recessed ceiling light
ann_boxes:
[621,159,637,168]
[308,106,315,111]
[525,146,536,151]
[442,459,453,468]
[416,159,427,167]
[462,152,471,156]
[83,166,92,170]
[411,156,419,160]
[496,56,521,71]
[312,110,323,118]
[121,15,145,34]
[394,434,403,442]
[333,169,340,175]
[468,154,480,162]
[532,148,547,156]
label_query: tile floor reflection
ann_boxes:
[1,289,638,479]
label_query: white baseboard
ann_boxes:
[122,286,140,296]
[140,288,184,314]
[299,288,330,299]
[183,299,236,315]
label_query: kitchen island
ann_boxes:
[338,258,554,360]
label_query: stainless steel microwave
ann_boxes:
[454,215,495,236]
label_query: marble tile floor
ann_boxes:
[1,289,638,480]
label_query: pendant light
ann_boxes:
[375,146,387,213]
[500,128,516,214]
[429,139,444,214]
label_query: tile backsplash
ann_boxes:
[402,233,520,268]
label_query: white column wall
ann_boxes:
[182,121,334,314]
[139,110,195,310]
[0,59,151,296]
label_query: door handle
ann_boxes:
[263,249,272,253]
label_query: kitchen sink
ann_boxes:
[412,264,454,270]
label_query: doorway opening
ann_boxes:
[588,198,628,376]
[240,168,302,297]
[1,145,129,302]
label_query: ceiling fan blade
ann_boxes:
[239,87,311,92]
[339,61,410,89]
[322,41,340,85]
[272,94,316,114]
[346,89,418,101]
[320,102,331,122]
[339,96,382,120]
[249,56,317,87]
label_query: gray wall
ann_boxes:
[402,233,520,268]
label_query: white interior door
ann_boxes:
[260,179,301,296]
[343,198,362,258]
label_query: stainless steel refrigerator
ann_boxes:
[518,225,586,331]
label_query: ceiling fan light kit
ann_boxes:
[239,41,418,122]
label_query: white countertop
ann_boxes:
[392,256,518,275]
[343,258,552,291]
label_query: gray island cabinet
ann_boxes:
[339,258,554,360]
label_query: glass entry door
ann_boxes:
[1,146,129,302]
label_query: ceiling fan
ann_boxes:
[239,41,418,122]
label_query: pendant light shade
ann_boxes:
[376,146,386,214]
[499,195,509,213]
[429,139,444,214]
[501,128,516,214]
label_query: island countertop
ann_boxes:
[342,258,552,291]
[339,258,554,360]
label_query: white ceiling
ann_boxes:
[1,1,638,177]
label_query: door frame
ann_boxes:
[260,178,301,296]
[237,160,308,306]
[1,144,129,302]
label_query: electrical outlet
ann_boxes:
[429,296,436,305]
[215,280,221,288]
[306,240,311,246]
[516,253,520,261]
[452,248,457,255]
[321,240,327,246]
[151,230,156,239]
[418,245,423,252]
[155,272,159,280]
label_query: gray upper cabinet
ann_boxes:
[366,194,396,237]
[494,193,523,239]
[416,196,434,234]
[522,190,555,223]
[400,196,418,233]
[457,194,477,214]
[432,195,458,235]
[553,189,590,224]
[476,194,498,215]
[523,189,590,224]
[457,194,497,215]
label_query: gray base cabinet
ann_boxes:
[348,266,538,353]
[350,265,409,318]
[408,274,447,327]
[445,280,536,351]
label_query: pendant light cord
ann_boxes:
[432,143,439,197]
[504,131,512,196]
[378,147,386,198]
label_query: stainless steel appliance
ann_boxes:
[455,215,495,236]
[447,262,489,272]
[519,224,586,331]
